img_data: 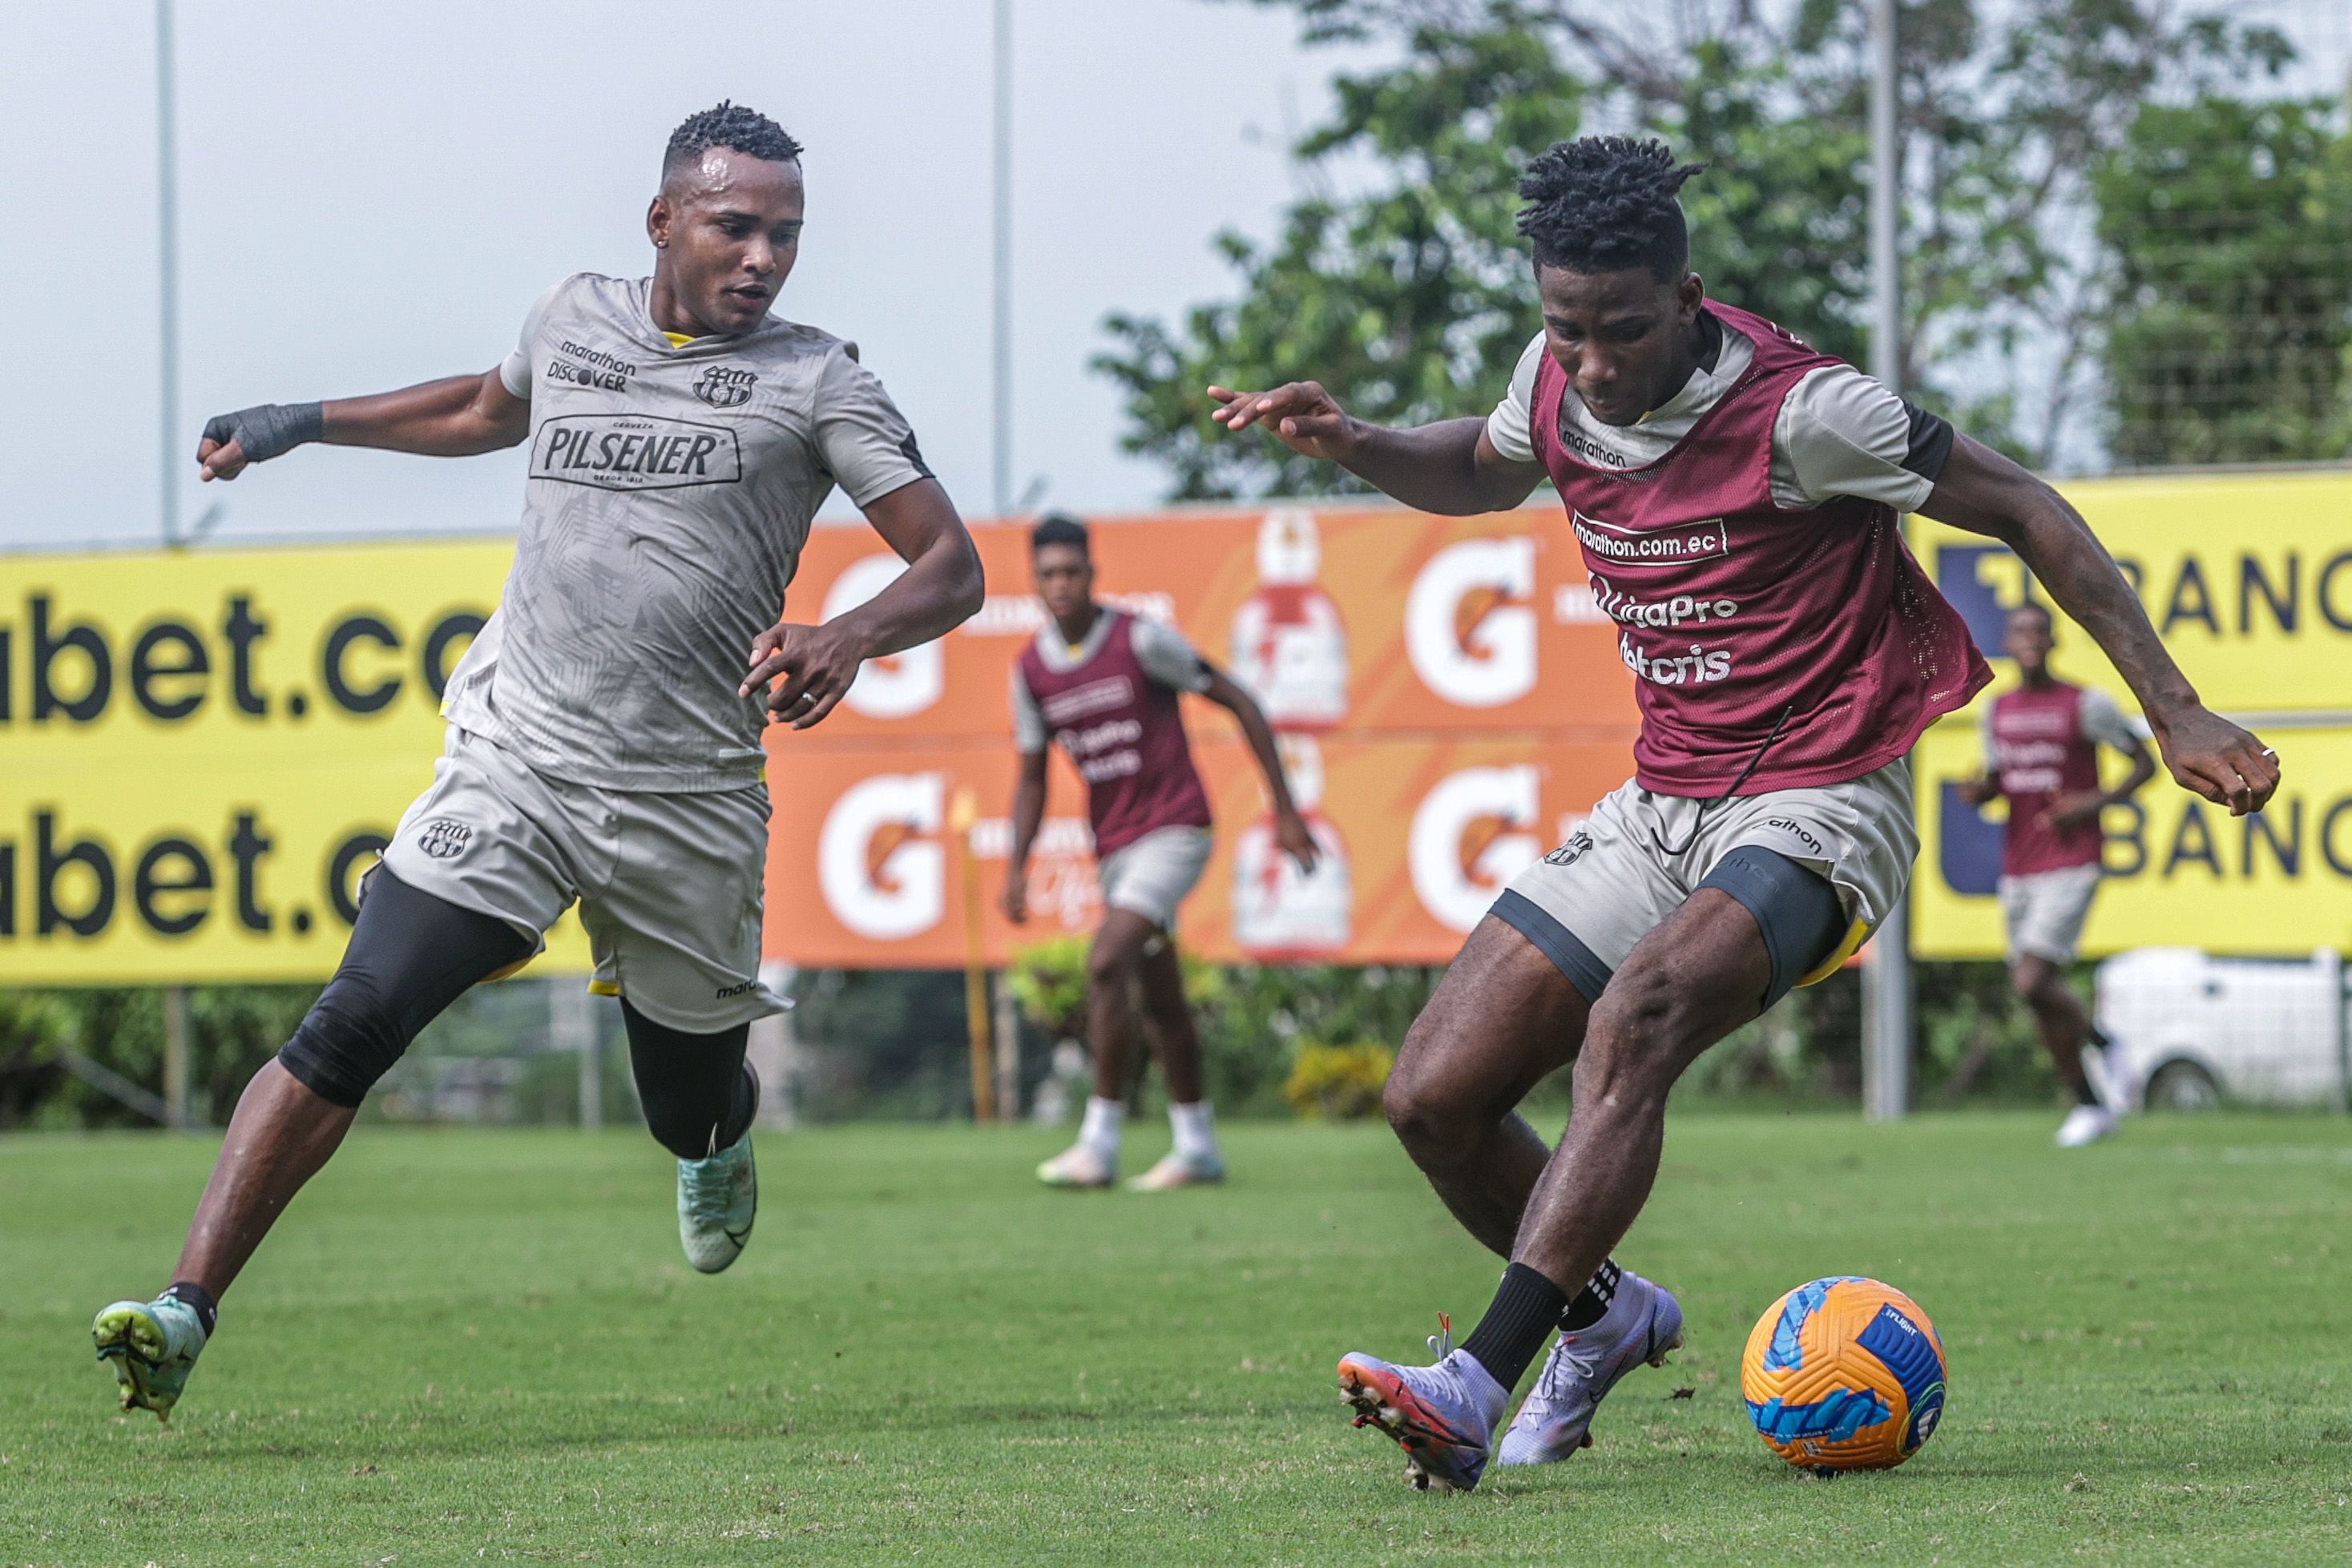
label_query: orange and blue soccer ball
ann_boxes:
[1741,1276,1947,1473]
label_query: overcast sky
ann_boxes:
[6,4,2343,555]
[0,0,1376,552]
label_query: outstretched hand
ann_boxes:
[2153,705,2279,817]
[1208,382,1356,462]
[739,620,872,730]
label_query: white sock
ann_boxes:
[1079,1096,1125,1162]
[1168,1100,1217,1161]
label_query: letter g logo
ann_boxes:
[1406,538,1538,707]
[1408,765,1543,932]
[817,772,945,940]
[823,555,945,719]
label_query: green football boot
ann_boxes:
[678,1131,756,1272]
[676,1066,760,1275]
[92,1295,209,1421]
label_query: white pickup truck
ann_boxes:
[2093,947,2352,1111]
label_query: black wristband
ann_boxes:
[201,401,324,463]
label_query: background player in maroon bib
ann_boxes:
[1210,135,2278,1490]
[1005,514,1318,1191]
[1960,602,2155,1147]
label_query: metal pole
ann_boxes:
[990,0,1013,518]
[993,970,1019,1123]
[157,0,180,547]
[1862,0,1911,1122]
[161,986,191,1131]
[552,979,601,1131]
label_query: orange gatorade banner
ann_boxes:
[761,504,1646,966]
[760,733,1634,968]
[786,506,1638,744]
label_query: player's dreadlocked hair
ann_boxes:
[1031,512,1090,555]
[664,101,804,179]
[1515,136,1706,280]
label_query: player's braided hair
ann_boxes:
[664,101,804,177]
[1516,136,1705,280]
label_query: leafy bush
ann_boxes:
[1007,937,1091,1042]
[1284,1042,1395,1121]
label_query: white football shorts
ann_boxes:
[377,726,787,1034]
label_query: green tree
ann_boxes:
[2093,95,2352,466]
[1098,22,1584,499]
[1099,0,2303,494]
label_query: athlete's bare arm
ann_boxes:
[2044,734,2157,835]
[1002,746,1050,924]
[739,476,983,730]
[1200,667,1320,873]
[1206,382,1545,516]
[196,370,529,481]
[1922,435,2278,816]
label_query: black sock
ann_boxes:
[1460,1263,1570,1391]
[161,1281,218,1339]
[1560,1256,1624,1332]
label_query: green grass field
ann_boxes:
[4,1111,2349,1566]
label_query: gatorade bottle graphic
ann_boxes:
[1232,735,1353,959]
[1228,507,1349,731]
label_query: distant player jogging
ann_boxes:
[1006,513,1318,1191]
[1208,136,2279,1490]
[92,103,983,1421]
[1959,602,2155,1147]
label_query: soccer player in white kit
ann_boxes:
[91,103,984,1421]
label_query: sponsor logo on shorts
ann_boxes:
[1764,816,1825,856]
[416,819,473,861]
[713,978,760,1000]
[1543,828,1596,868]
[692,365,758,409]
[530,415,743,490]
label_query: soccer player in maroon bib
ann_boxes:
[1210,136,2279,1490]
[1960,602,2155,1147]
[1005,514,1319,1191]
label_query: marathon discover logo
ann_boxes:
[1572,509,1729,566]
[531,415,742,491]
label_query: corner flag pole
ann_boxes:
[1862,0,1913,1122]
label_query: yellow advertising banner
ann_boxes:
[0,540,599,983]
[1911,466,2352,957]
[7,466,2345,982]
[1912,719,2352,959]
[1913,468,2352,715]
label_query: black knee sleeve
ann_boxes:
[623,1000,756,1159]
[1697,845,1846,1011]
[276,869,535,1107]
